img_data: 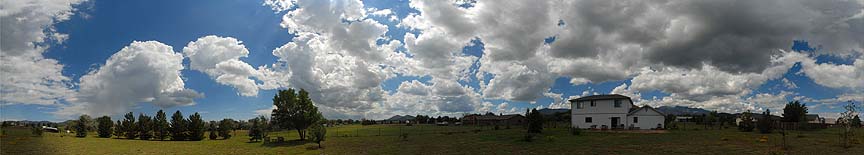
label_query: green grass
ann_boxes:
[2,125,863,154]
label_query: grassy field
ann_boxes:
[2,124,863,154]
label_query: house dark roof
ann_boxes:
[569,94,631,102]
[806,114,820,121]
[627,105,665,116]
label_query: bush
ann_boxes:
[209,131,218,140]
[571,127,581,135]
[738,111,755,132]
[31,126,43,136]
[400,133,409,141]
[208,122,218,140]
[309,123,327,148]
[545,136,557,142]
[757,109,773,134]
[523,133,535,142]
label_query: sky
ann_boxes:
[1,0,862,122]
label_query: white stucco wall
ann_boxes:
[627,108,666,129]
[571,99,632,129]
[572,114,628,129]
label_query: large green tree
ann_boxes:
[96,116,113,138]
[75,115,92,138]
[170,110,187,140]
[154,110,169,140]
[218,119,234,139]
[188,112,206,141]
[272,89,323,140]
[138,113,153,140]
[122,112,138,139]
[782,100,808,122]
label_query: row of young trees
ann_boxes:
[68,88,328,146]
[74,110,209,141]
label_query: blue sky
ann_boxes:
[1,0,862,121]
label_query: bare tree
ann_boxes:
[838,101,858,148]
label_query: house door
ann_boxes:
[611,117,620,128]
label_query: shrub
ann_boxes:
[309,123,326,148]
[571,127,581,135]
[31,126,43,136]
[738,110,755,132]
[400,133,409,141]
[522,133,535,142]
[545,136,557,142]
[209,131,218,140]
[208,122,218,140]
[757,109,773,134]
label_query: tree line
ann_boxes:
[71,110,238,141]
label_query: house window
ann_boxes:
[576,102,583,109]
[633,117,639,123]
[590,101,596,107]
[585,117,592,123]
[614,100,622,108]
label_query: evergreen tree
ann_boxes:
[170,110,187,140]
[852,115,861,127]
[248,116,269,142]
[782,100,808,122]
[138,113,153,140]
[209,121,218,140]
[96,116,113,138]
[188,112,206,141]
[218,119,234,139]
[75,115,92,138]
[154,110,169,140]
[113,120,123,138]
[122,112,138,139]
[757,109,773,134]
[272,89,323,140]
[528,108,544,133]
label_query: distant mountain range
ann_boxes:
[655,106,712,115]
[386,115,416,121]
[534,106,711,116]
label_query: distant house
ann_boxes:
[570,94,665,130]
[42,126,59,133]
[461,113,526,126]
[735,113,781,126]
[806,114,824,124]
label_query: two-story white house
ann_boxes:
[570,94,666,130]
